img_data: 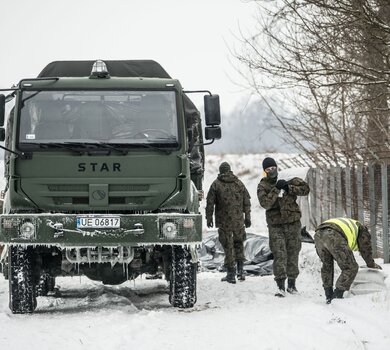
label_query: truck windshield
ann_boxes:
[18,90,179,148]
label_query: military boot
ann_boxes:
[332,288,345,299]
[237,261,245,281]
[275,278,286,297]
[287,278,298,294]
[221,267,236,284]
[324,287,333,304]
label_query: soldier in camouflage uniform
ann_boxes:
[206,162,251,284]
[315,218,382,304]
[257,157,310,297]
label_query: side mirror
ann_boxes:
[205,126,221,140]
[0,95,5,127]
[0,128,5,142]
[204,94,221,126]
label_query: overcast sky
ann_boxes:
[1,0,258,113]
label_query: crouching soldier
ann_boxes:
[315,218,382,304]
[206,162,251,284]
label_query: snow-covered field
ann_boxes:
[0,154,390,350]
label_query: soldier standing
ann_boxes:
[206,161,251,284]
[257,157,310,297]
[315,218,382,304]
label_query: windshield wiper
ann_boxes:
[69,141,175,154]
[83,142,128,155]
[21,142,85,155]
[20,141,175,155]
[47,142,86,155]
[130,143,175,154]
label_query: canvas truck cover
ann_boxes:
[38,60,171,79]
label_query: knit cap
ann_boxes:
[262,157,277,170]
[219,162,231,174]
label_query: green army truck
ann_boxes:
[0,60,221,313]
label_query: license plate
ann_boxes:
[76,216,120,229]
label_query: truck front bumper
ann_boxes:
[0,213,202,246]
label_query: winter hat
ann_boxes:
[262,157,277,170]
[219,161,231,174]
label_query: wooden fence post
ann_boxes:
[381,163,389,263]
[335,167,343,217]
[357,165,364,223]
[368,164,378,258]
[314,168,321,227]
[323,168,329,221]
[345,167,352,217]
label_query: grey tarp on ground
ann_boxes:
[198,231,274,276]
[198,228,314,275]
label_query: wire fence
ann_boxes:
[300,164,390,263]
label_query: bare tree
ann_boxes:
[235,0,390,166]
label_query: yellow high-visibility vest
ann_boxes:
[323,218,359,251]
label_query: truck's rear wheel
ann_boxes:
[47,275,56,293]
[36,273,56,296]
[169,246,197,308]
[9,245,37,314]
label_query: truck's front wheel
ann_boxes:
[169,246,197,308]
[9,245,37,314]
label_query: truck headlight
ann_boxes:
[19,222,35,239]
[161,222,178,239]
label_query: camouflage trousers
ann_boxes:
[268,221,302,281]
[314,228,359,291]
[218,226,246,268]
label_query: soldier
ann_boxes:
[315,218,382,304]
[206,161,251,284]
[257,157,310,297]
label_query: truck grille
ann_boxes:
[45,183,153,207]
[110,184,149,191]
[48,184,89,192]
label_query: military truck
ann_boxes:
[0,60,221,313]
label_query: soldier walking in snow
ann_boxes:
[257,157,310,297]
[206,161,251,284]
[315,218,382,304]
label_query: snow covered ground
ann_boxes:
[0,154,390,350]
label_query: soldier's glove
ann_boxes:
[207,218,214,228]
[367,262,382,270]
[275,179,288,191]
[245,218,251,228]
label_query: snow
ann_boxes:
[0,155,390,350]
[1,244,389,350]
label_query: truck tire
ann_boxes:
[169,246,197,308]
[9,245,37,314]
[47,275,56,293]
[36,273,55,296]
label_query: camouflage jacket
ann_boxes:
[257,176,310,226]
[316,221,375,267]
[206,171,251,229]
